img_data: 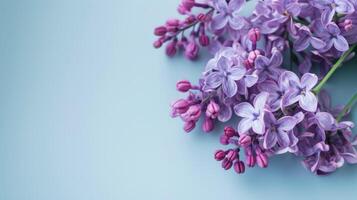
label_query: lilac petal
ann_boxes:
[277,116,297,131]
[263,129,278,149]
[315,112,335,130]
[218,103,232,122]
[252,119,265,134]
[277,130,290,147]
[294,35,310,52]
[238,118,253,134]
[204,72,222,90]
[333,35,349,52]
[341,149,357,164]
[335,0,355,14]
[214,0,228,12]
[229,66,246,80]
[234,102,254,118]
[299,91,318,112]
[254,55,269,70]
[228,0,245,12]
[279,71,300,90]
[258,80,279,93]
[228,15,246,30]
[244,74,258,87]
[321,8,335,25]
[286,2,301,16]
[326,22,341,35]
[222,78,238,97]
[270,49,283,68]
[217,56,231,71]
[282,89,300,107]
[211,14,228,31]
[253,92,269,112]
[301,73,318,90]
[310,37,326,49]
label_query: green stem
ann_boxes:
[313,44,357,94]
[336,92,357,122]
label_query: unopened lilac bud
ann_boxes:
[154,26,167,36]
[176,80,192,92]
[185,40,199,60]
[238,135,252,147]
[199,34,210,46]
[184,15,196,25]
[234,161,245,174]
[248,50,261,65]
[206,100,220,119]
[214,150,226,161]
[202,117,214,132]
[166,41,177,57]
[226,149,238,161]
[178,4,189,15]
[166,19,180,27]
[183,121,196,133]
[344,19,353,31]
[167,26,179,33]
[172,99,190,114]
[197,13,207,22]
[246,154,256,167]
[182,0,195,10]
[224,126,236,137]
[222,158,233,170]
[153,39,163,49]
[248,28,261,44]
[256,153,268,168]
[220,135,229,145]
[181,104,201,122]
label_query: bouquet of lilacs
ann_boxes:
[153,0,357,175]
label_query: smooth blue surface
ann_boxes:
[0,0,356,199]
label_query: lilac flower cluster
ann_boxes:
[154,0,357,175]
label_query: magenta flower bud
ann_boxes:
[220,135,229,145]
[197,13,207,22]
[206,100,220,119]
[224,126,236,137]
[199,34,210,46]
[234,161,245,174]
[172,99,190,114]
[167,26,179,33]
[153,39,163,49]
[182,0,195,10]
[166,19,180,27]
[246,154,256,168]
[181,104,201,122]
[184,15,196,25]
[221,158,233,170]
[226,149,238,161]
[177,4,189,15]
[214,150,226,161]
[154,26,167,36]
[248,50,261,65]
[185,40,199,60]
[238,135,252,147]
[183,121,196,133]
[248,28,261,44]
[176,80,192,92]
[256,153,268,168]
[202,117,214,133]
[344,19,353,31]
[166,41,177,57]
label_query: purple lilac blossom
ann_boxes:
[155,0,357,175]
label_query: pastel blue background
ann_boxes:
[0,0,356,199]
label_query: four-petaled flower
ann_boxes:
[281,71,318,112]
[263,112,297,149]
[234,92,269,134]
[211,0,247,31]
[204,56,246,97]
